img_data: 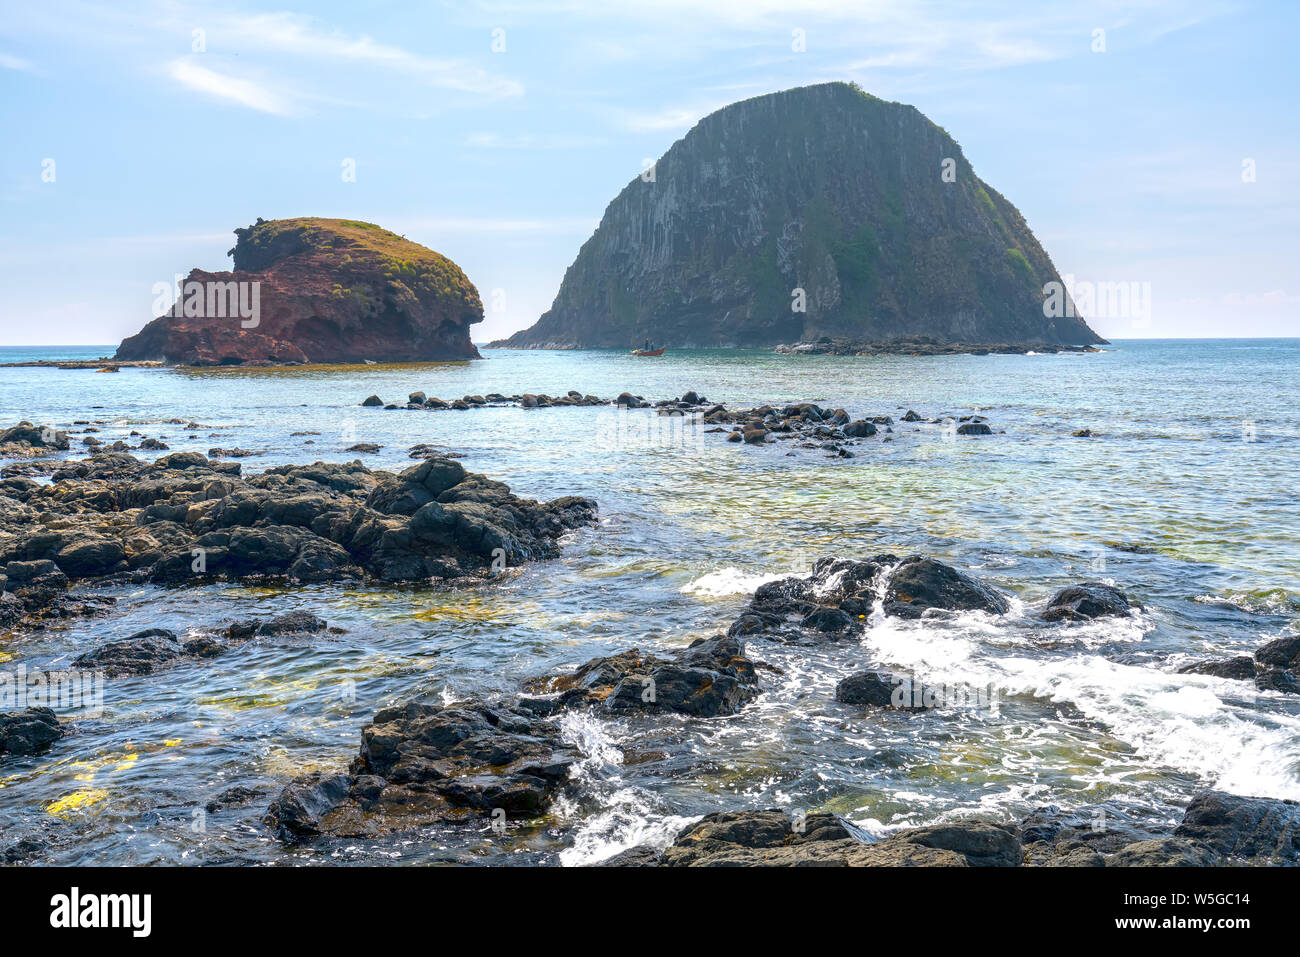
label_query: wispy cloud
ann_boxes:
[0,52,35,72]
[168,58,293,115]
[217,12,523,98]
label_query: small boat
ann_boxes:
[631,348,665,357]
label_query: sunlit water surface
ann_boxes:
[0,340,1297,865]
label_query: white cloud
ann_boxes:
[0,52,34,71]
[168,58,292,115]
[217,12,523,98]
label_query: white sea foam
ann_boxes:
[681,567,786,597]
[861,610,1300,801]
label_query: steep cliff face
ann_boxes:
[116,218,482,365]
[502,83,1102,349]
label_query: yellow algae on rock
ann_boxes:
[46,787,110,818]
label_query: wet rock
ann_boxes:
[836,671,929,711]
[843,420,877,438]
[408,391,426,405]
[1017,802,1170,854]
[1173,790,1300,862]
[0,422,70,453]
[265,700,582,842]
[71,612,334,675]
[902,410,922,422]
[71,628,185,676]
[1042,582,1134,622]
[633,809,1022,867]
[205,784,268,813]
[1108,837,1221,867]
[1022,841,1105,866]
[361,395,383,407]
[527,634,760,718]
[882,556,1010,619]
[956,422,993,436]
[1256,668,1300,694]
[0,451,596,603]
[345,443,381,454]
[1255,635,1300,670]
[254,610,329,636]
[1177,656,1256,681]
[0,707,65,756]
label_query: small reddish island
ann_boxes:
[115,217,483,366]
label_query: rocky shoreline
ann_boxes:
[0,424,596,633]
[255,554,1298,865]
[775,336,1103,357]
[2,405,1295,867]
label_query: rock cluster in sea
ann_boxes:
[360,389,1003,457]
[0,438,597,632]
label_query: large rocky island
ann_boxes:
[499,82,1103,350]
[116,218,483,365]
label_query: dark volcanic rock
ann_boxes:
[1255,635,1300,670]
[836,671,930,711]
[0,707,65,756]
[499,82,1102,350]
[525,634,760,718]
[620,809,1022,867]
[1256,668,1300,694]
[882,556,1010,619]
[1042,582,1134,622]
[1108,837,1221,867]
[115,218,483,365]
[1174,791,1300,862]
[266,700,582,841]
[72,628,185,676]
[72,612,337,676]
[0,450,596,612]
[1177,656,1257,681]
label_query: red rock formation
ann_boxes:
[116,218,482,365]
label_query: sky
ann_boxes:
[0,0,1296,345]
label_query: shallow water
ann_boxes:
[1,339,1297,865]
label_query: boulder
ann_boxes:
[0,707,65,756]
[883,557,1010,619]
[1042,582,1133,622]
[1177,656,1256,681]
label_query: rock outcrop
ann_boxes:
[0,448,597,616]
[0,707,65,757]
[116,218,482,365]
[608,790,1300,867]
[500,82,1104,350]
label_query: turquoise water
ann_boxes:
[1,340,1298,864]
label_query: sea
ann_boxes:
[0,339,1297,865]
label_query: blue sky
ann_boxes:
[1,0,1296,345]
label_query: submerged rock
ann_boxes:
[0,707,65,756]
[1042,582,1134,622]
[71,611,336,676]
